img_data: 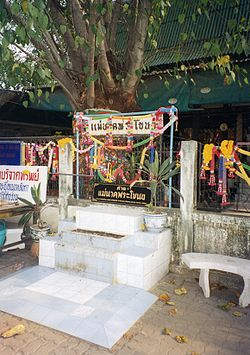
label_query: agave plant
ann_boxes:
[132,151,182,212]
[18,183,49,229]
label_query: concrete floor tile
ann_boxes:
[0,265,156,349]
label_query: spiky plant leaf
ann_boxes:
[161,167,180,182]
[158,157,171,176]
[18,211,33,227]
[159,160,178,178]
[18,197,34,206]
[31,185,42,205]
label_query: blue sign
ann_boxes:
[0,142,22,165]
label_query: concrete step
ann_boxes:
[55,243,116,283]
[76,205,144,235]
[61,229,134,252]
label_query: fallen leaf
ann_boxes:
[227,301,237,307]
[235,290,241,298]
[167,279,176,285]
[217,304,231,312]
[232,311,243,317]
[159,293,170,302]
[168,308,178,317]
[1,324,25,338]
[191,352,201,355]
[174,287,187,295]
[217,301,237,312]
[175,335,188,343]
[162,328,172,335]
[13,262,24,272]
[211,282,220,290]
[166,301,176,306]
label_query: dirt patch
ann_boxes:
[73,229,126,239]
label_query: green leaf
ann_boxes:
[203,42,211,50]
[37,67,46,79]
[60,25,67,35]
[2,37,9,48]
[135,69,142,77]
[180,32,188,42]
[45,91,50,101]
[178,14,185,24]
[12,63,19,72]
[28,91,35,102]
[151,39,157,48]
[158,158,171,176]
[164,80,170,89]
[228,19,237,30]
[18,211,33,227]
[83,65,89,74]
[211,42,221,56]
[11,3,20,15]
[31,184,41,205]
[44,68,51,78]
[59,60,65,69]
[37,89,43,97]
[116,74,122,81]
[243,77,249,85]
[23,100,29,108]
[230,70,236,82]
[143,93,149,99]
[18,197,34,206]
[40,14,49,29]
[21,0,29,13]
[28,4,39,18]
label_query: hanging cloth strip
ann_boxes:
[221,156,230,206]
[217,156,224,196]
[208,146,217,186]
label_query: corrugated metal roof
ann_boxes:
[116,0,250,68]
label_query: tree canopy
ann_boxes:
[0,0,249,111]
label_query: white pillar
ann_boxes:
[59,143,73,219]
[180,140,198,252]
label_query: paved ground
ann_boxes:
[0,249,249,355]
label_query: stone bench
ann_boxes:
[181,252,250,307]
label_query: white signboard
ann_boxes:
[87,115,163,136]
[0,165,48,203]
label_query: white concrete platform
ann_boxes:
[40,228,172,290]
[0,266,156,348]
[40,205,172,292]
[76,205,143,235]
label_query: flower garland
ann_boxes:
[200,140,250,206]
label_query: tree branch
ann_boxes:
[108,0,122,51]
[48,0,86,67]
[98,22,116,92]
[123,0,151,94]
[70,0,88,40]
[87,0,96,108]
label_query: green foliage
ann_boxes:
[0,0,248,109]
[18,183,48,229]
[132,151,182,212]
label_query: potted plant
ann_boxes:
[132,151,182,232]
[18,183,51,254]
